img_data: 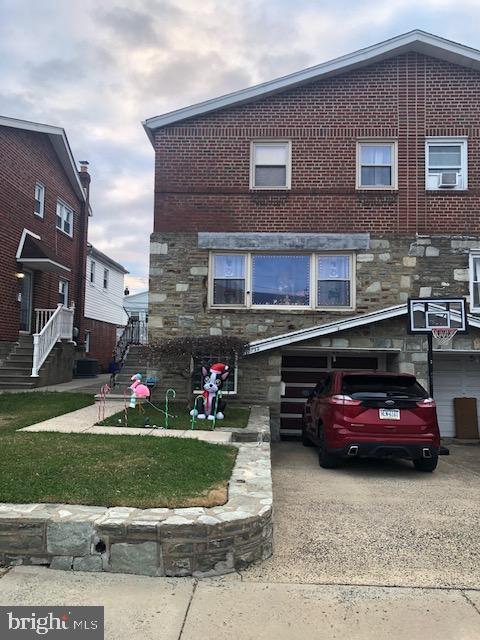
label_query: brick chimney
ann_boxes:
[78,160,91,201]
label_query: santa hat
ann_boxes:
[210,363,229,374]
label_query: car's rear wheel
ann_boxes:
[413,455,438,472]
[318,428,342,469]
[301,424,314,447]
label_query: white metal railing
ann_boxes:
[31,304,75,377]
[35,308,56,334]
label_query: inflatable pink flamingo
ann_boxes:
[129,373,150,409]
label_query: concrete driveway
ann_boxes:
[244,442,480,589]
[1,442,479,639]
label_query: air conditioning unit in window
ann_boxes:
[438,172,459,188]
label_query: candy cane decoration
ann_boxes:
[97,383,111,422]
[165,388,176,429]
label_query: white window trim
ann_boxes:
[59,278,69,307]
[208,252,355,312]
[34,182,45,218]
[249,140,292,190]
[85,330,91,354]
[56,199,74,237]
[356,140,398,191]
[425,137,468,191]
[469,252,480,313]
[192,354,239,395]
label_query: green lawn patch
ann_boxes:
[98,402,250,430]
[0,391,237,508]
[0,392,94,435]
[0,432,237,508]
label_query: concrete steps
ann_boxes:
[0,335,37,390]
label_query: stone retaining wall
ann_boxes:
[0,410,272,577]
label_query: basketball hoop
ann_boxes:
[431,327,458,346]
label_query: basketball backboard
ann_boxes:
[408,297,468,334]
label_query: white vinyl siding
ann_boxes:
[84,254,128,326]
[434,355,480,437]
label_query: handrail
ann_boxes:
[35,308,56,334]
[31,304,75,377]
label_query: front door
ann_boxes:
[19,270,33,333]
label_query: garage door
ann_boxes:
[434,355,480,437]
[280,352,382,436]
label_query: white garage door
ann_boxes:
[434,355,480,437]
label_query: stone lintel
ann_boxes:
[198,232,370,251]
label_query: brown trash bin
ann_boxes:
[453,397,480,439]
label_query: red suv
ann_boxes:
[302,371,441,472]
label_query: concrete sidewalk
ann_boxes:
[18,403,233,443]
[0,567,479,640]
[0,374,111,394]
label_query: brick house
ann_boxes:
[84,244,128,372]
[0,116,90,389]
[143,30,480,440]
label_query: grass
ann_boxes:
[0,391,238,508]
[98,402,251,430]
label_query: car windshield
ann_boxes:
[341,375,429,399]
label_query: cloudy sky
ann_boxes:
[1,0,479,292]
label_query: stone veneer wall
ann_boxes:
[0,410,273,577]
[148,232,480,439]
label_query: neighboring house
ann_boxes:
[84,244,129,371]
[0,116,90,389]
[123,290,149,344]
[143,30,480,440]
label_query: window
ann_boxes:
[90,261,95,284]
[56,200,74,236]
[470,253,480,312]
[34,183,45,217]
[426,138,467,190]
[210,253,354,310]
[357,141,397,189]
[103,268,109,289]
[317,255,351,307]
[84,330,91,354]
[192,354,238,394]
[58,279,69,306]
[250,141,291,189]
[213,254,246,305]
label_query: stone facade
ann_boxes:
[0,410,273,577]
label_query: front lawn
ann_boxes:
[98,402,250,430]
[0,391,237,508]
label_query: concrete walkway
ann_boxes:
[18,403,232,443]
[0,374,111,394]
[0,567,479,640]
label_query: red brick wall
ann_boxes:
[0,126,88,342]
[84,318,117,372]
[153,53,480,235]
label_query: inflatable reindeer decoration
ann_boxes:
[190,362,230,421]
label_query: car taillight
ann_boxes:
[416,398,436,408]
[329,394,362,406]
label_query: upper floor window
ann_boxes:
[357,141,397,190]
[103,268,109,289]
[470,253,480,312]
[426,138,467,191]
[250,141,291,189]
[56,200,73,236]
[34,183,45,218]
[210,252,354,310]
[90,260,95,284]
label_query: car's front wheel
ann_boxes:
[413,455,438,472]
[318,428,342,469]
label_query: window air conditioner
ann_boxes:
[438,172,459,188]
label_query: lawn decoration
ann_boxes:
[129,373,151,414]
[190,362,230,429]
[97,383,111,422]
[164,388,176,429]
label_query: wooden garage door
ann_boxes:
[280,353,380,436]
[434,355,480,437]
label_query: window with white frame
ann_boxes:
[192,354,238,394]
[357,141,397,189]
[34,183,45,217]
[90,260,95,284]
[84,330,91,354]
[426,138,467,190]
[56,200,74,236]
[250,141,291,189]
[103,268,109,289]
[210,253,354,309]
[58,279,69,306]
[470,253,480,312]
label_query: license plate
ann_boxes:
[379,408,400,420]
